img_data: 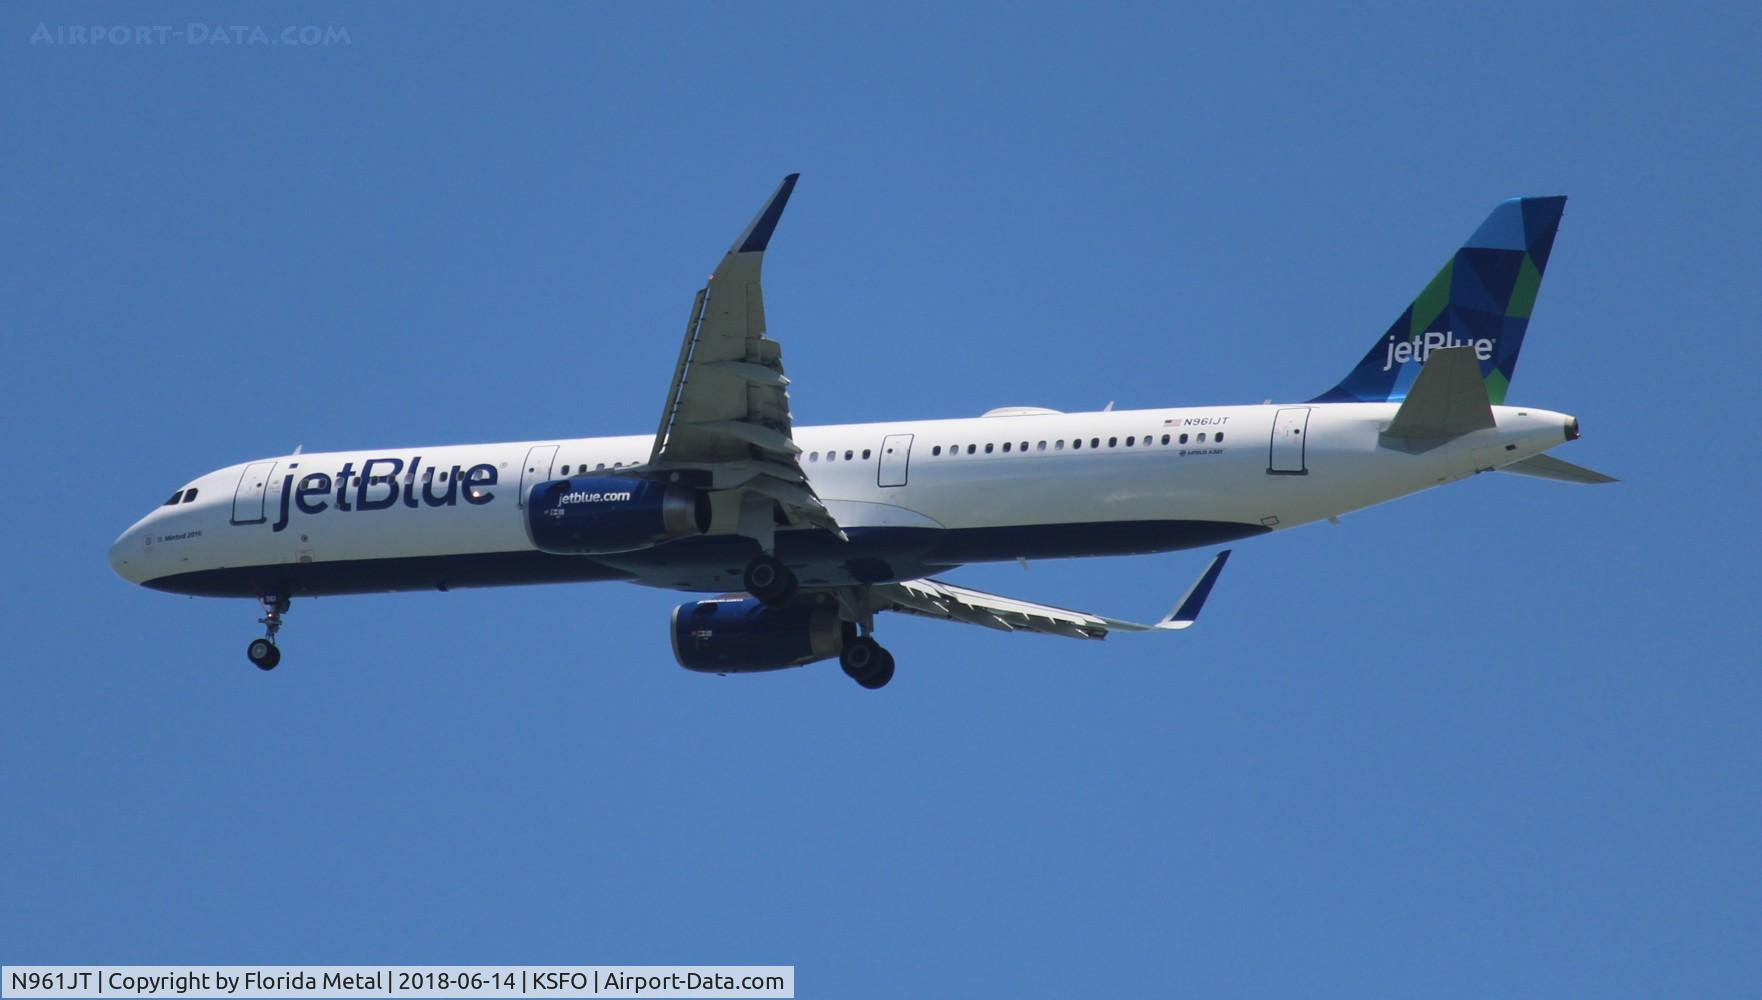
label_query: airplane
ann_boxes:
[108,176,1613,689]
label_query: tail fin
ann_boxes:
[1311,196,1566,405]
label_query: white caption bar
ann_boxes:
[1,968,793,999]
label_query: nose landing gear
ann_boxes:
[247,595,288,671]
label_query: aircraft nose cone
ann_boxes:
[109,526,140,582]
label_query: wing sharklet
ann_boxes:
[733,173,801,255]
[1157,549,1232,630]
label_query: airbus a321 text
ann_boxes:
[110,176,1612,689]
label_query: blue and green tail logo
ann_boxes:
[1312,195,1566,405]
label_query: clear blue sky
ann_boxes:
[4,3,1758,995]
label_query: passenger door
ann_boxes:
[1268,408,1311,475]
[518,445,559,508]
[230,461,279,525]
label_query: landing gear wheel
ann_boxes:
[866,649,896,690]
[743,554,798,607]
[247,638,280,671]
[250,594,289,671]
[841,637,895,690]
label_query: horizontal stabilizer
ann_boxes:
[1499,453,1618,484]
[1382,346,1496,442]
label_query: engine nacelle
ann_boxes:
[526,476,709,555]
[671,597,844,673]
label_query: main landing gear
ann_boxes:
[838,621,895,690]
[743,554,799,607]
[743,565,895,690]
[247,595,288,671]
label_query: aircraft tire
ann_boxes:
[865,649,896,689]
[744,555,798,607]
[842,638,893,689]
[247,639,280,671]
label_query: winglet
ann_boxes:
[1158,550,1232,630]
[732,173,800,254]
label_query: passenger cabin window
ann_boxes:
[844,450,854,461]
[1161,434,1170,445]
[967,445,976,455]
[862,449,872,460]
[984,443,994,454]
[1216,432,1225,442]
[932,446,941,456]
[1179,433,1189,444]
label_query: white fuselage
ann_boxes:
[109,402,1575,598]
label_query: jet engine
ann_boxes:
[670,597,844,672]
[526,476,710,555]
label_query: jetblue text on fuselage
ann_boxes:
[1382,330,1495,371]
[270,457,497,532]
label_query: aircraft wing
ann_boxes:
[640,174,842,539]
[874,551,1232,640]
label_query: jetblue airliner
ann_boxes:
[109,177,1612,688]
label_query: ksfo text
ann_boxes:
[532,970,766,993]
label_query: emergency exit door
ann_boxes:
[878,434,913,487]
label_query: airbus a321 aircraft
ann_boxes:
[110,176,1612,689]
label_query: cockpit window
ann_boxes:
[182,488,198,503]
[163,491,183,506]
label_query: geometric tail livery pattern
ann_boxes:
[1311,196,1567,405]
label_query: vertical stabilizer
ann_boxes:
[1312,196,1566,405]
